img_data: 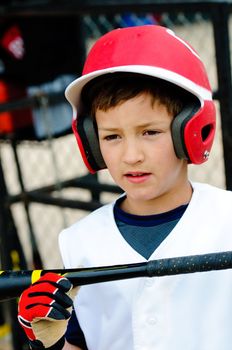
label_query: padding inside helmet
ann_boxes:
[77,115,106,171]
[171,102,200,160]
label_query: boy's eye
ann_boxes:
[104,134,120,141]
[143,130,160,136]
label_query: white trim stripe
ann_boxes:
[65,65,212,115]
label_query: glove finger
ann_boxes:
[28,302,71,321]
[28,285,73,309]
[24,286,73,320]
[47,301,71,320]
[18,274,73,322]
[33,273,72,293]
[32,274,73,307]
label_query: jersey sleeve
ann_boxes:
[65,308,88,349]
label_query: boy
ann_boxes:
[18,25,232,350]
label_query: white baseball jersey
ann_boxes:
[59,182,232,350]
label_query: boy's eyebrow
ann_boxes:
[98,121,166,131]
[97,126,121,132]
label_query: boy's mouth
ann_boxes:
[125,172,151,183]
[125,171,150,176]
[126,172,146,176]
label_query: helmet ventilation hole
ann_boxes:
[201,125,212,141]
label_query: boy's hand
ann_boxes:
[18,272,78,349]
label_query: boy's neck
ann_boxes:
[120,180,193,216]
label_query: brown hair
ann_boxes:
[81,73,197,118]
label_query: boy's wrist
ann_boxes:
[29,336,65,350]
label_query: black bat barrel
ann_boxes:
[0,262,147,301]
[1,251,232,302]
[0,272,32,300]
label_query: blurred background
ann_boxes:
[0,1,231,349]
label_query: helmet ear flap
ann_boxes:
[171,103,200,161]
[74,114,106,173]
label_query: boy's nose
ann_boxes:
[122,140,144,164]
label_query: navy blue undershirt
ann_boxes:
[66,309,88,349]
[65,196,188,348]
[114,196,188,259]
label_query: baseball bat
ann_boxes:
[0,250,232,302]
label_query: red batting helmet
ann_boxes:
[65,25,216,173]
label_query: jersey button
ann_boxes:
[147,317,157,325]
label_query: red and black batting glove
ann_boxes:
[18,272,76,350]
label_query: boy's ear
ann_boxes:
[74,115,106,172]
[171,104,200,161]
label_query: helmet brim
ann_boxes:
[65,65,212,114]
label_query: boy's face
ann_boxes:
[96,92,191,214]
